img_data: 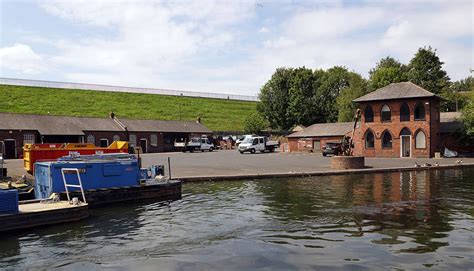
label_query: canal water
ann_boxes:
[1,168,473,270]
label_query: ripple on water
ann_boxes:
[1,169,474,270]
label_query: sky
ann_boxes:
[0,0,472,96]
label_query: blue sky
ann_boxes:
[0,0,472,95]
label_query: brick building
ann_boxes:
[352,82,442,158]
[0,113,212,159]
[286,122,353,152]
[287,82,466,157]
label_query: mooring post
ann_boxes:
[168,157,172,180]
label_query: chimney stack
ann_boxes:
[110,111,115,119]
[196,117,201,123]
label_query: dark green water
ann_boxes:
[1,169,473,270]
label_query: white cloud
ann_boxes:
[36,0,256,90]
[0,43,46,75]
[2,0,472,95]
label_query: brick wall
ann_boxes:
[287,136,344,152]
[0,130,40,159]
[354,98,440,158]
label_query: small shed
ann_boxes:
[286,122,353,152]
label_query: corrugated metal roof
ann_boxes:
[287,122,353,138]
[353,82,438,102]
[121,119,212,133]
[0,113,212,135]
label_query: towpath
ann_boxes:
[4,150,473,180]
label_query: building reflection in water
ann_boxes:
[257,169,467,253]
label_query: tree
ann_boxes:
[368,56,408,91]
[407,46,450,94]
[244,112,269,134]
[336,73,368,122]
[287,67,323,126]
[459,91,474,145]
[318,66,357,123]
[441,76,474,112]
[258,68,294,130]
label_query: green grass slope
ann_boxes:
[0,85,258,131]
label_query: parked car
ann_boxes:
[236,135,252,146]
[322,142,341,156]
[174,138,187,152]
[238,136,279,154]
[183,137,214,152]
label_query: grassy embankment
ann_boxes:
[0,85,258,131]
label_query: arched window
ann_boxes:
[414,102,426,120]
[365,130,375,149]
[415,130,426,149]
[364,105,374,123]
[86,135,95,144]
[400,127,411,136]
[400,103,410,122]
[382,130,392,148]
[113,135,120,142]
[381,104,391,122]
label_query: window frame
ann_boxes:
[399,103,410,122]
[150,134,158,146]
[364,105,374,123]
[381,130,393,149]
[414,102,426,121]
[365,130,375,149]
[86,134,95,145]
[415,130,427,149]
[129,134,137,147]
[381,104,391,122]
[23,133,35,145]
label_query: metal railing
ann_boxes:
[0,77,258,102]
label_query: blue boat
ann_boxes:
[34,155,140,199]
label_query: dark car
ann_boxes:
[322,142,341,156]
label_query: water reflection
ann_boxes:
[255,169,471,255]
[1,168,473,270]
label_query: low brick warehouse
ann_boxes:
[0,113,212,159]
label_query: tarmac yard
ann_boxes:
[4,149,474,181]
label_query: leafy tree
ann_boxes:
[244,112,269,134]
[368,56,408,91]
[336,73,368,122]
[287,67,324,126]
[407,46,450,94]
[459,91,474,145]
[258,68,294,130]
[318,66,357,123]
[441,76,474,111]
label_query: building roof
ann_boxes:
[121,119,212,133]
[353,82,439,103]
[0,113,212,135]
[440,112,463,133]
[287,122,353,138]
